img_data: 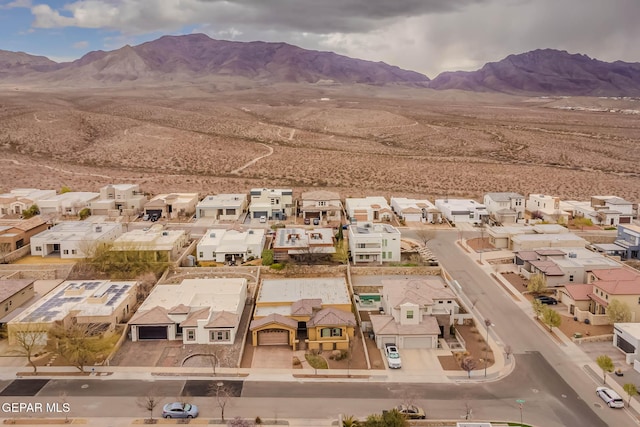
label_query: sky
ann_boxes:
[1,0,639,77]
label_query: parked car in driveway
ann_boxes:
[596,387,624,408]
[162,402,199,418]
[394,404,426,419]
[384,343,402,369]
[313,218,320,225]
[535,295,558,305]
[304,217,311,225]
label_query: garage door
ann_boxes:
[257,329,289,346]
[137,326,168,340]
[253,211,268,219]
[403,336,432,349]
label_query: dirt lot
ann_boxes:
[1,86,639,201]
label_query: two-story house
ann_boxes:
[300,190,342,224]
[483,192,525,224]
[196,228,265,264]
[195,194,248,221]
[344,197,393,223]
[614,224,640,260]
[525,194,570,223]
[272,227,335,262]
[91,184,147,216]
[30,221,122,259]
[249,188,294,221]
[370,278,459,349]
[348,222,401,264]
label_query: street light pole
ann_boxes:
[484,318,491,378]
[516,399,525,425]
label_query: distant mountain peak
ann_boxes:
[428,49,640,96]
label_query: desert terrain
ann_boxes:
[1,82,639,201]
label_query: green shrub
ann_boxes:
[270,263,285,270]
[261,249,274,265]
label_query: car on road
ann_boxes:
[384,344,402,369]
[162,402,199,418]
[394,404,426,419]
[535,295,558,305]
[596,387,624,408]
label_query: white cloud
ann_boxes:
[1,0,31,9]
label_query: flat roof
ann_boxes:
[0,279,34,302]
[12,280,136,323]
[274,228,334,249]
[197,194,247,208]
[138,278,247,314]
[257,277,350,306]
[32,221,121,242]
[198,228,264,252]
[113,227,186,250]
[149,193,198,204]
[351,223,400,235]
[615,323,640,339]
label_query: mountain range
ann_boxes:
[2,34,640,96]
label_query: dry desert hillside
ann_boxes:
[0,83,639,201]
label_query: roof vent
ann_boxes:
[568,252,577,258]
[94,226,102,232]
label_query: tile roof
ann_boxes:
[529,260,565,276]
[205,311,239,328]
[588,293,608,307]
[307,307,356,327]
[562,284,593,301]
[179,307,210,327]
[129,306,173,325]
[370,314,440,335]
[168,304,190,315]
[249,313,298,330]
[290,299,322,316]
[0,279,34,302]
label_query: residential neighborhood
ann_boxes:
[1,184,640,426]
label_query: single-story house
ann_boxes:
[30,221,122,259]
[249,277,355,351]
[144,193,199,219]
[111,225,189,262]
[129,278,247,344]
[197,228,265,263]
[195,194,248,221]
[0,279,35,319]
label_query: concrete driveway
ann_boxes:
[252,346,293,369]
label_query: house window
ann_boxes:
[447,301,452,304]
[321,328,343,337]
[210,330,230,342]
[63,250,69,255]
[186,330,195,341]
[382,252,386,259]
[406,310,414,319]
[318,201,327,207]
[35,246,42,252]
[71,249,77,254]
[199,252,203,258]
[388,251,392,259]
[569,275,574,282]
[356,243,366,248]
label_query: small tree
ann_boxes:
[541,306,561,332]
[527,273,547,295]
[12,324,49,373]
[136,395,160,423]
[336,226,344,241]
[261,249,274,266]
[461,357,476,378]
[415,227,435,246]
[342,415,360,426]
[607,299,632,323]
[22,204,40,219]
[362,409,408,427]
[48,322,113,372]
[60,186,72,194]
[531,299,544,320]
[210,382,233,422]
[623,383,638,406]
[596,355,614,384]
[78,208,91,220]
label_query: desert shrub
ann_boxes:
[261,250,274,265]
[270,263,285,270]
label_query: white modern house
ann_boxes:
[345,197,393,223]
[195,194,248,221]
[31,221,122,258]
[613,323,640,368]
[483,192,525,224]
[272,227,335,261]
[196,228,265,263]
[144,193,199,220]
[0,188,56,216]
[561,196,634,227]
[434,199,489,225]
[129,278,247,344]
[390,197,441,223]
[348,222,401,264]
[525,194,570,223]
[38,192,100,216]
[90,184,147,216]
[249,188,294,220]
